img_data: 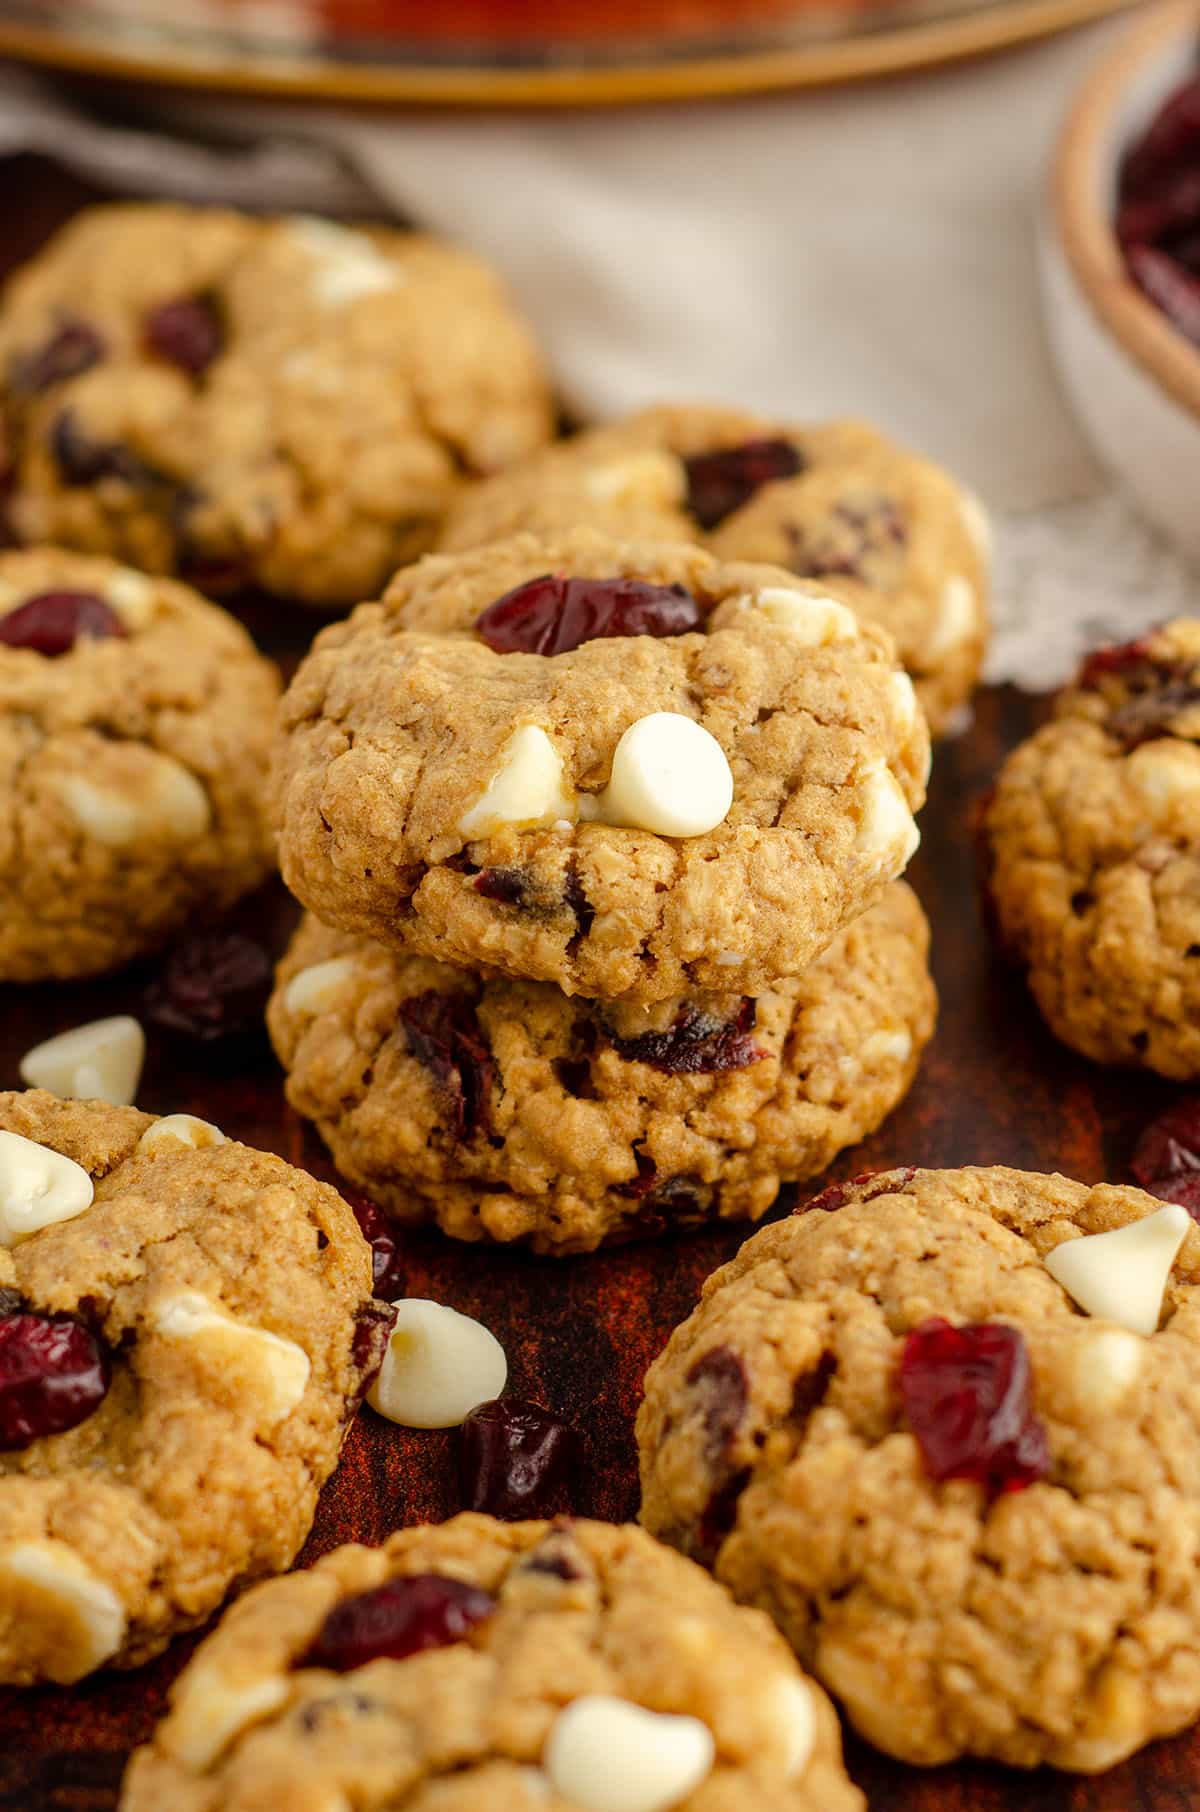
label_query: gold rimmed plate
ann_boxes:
[0,0,1136,108]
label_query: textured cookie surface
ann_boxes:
[0,547,279,980]
[0,204,554,604]
[0,1091,383,1684]
[121,1514,861,1812]
[274,529,930,1003]
[637,1164,1200,1771]
[438,404,989,734]
[268,884,935,1253]
[982,622,1200,1078]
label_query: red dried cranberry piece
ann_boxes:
[1121,75,1200,200]
[145,294,224,377]
[1076,635,1160,688]
[10,319,105,395]
[398,992,495,1142]
[0,590,127,657]
[604,997,766,1076]
[51,411,156,489]
[899,1318,1049,1496]
[683,436,804,530]
[475,573,702,656]
[474,867,529,906]
[786,496,907,582]
[801,1166,918,1214]
[1127,244,1200,349]
[1131,1098,1200,1218]
[350,1302,396,1394]
[459,1398,580,1520]
[346,1194,405,1300]
[305,1574,495,1672]
[0,1311,110,1450]
[686,1345,747,1462]
[144,932,273,1048]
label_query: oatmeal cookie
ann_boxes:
[268,884,935,1254]
[0,204,554,605]
[273,530,930,1003]
[638,1164,1200,1771]
[981,622,1200,1078]
[438,404,989,734]
[0,547,279,981]
[0,1090,387,1684]
[121,1514,861,1811]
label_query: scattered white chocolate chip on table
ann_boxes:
[543,1694,716,1812]
[0,1131,93,1247]
[0,1540,125,1684]
[582,712,733,838]
[458,724,574,837]
[19,1016,145,1107]
[367,1299,507,1429]
[1044,1204,1191,1336]
[152,1291,311,1423]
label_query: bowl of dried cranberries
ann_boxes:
[1041,1,1200,563]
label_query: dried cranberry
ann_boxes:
[9,319,104,395]
[683,437,803,530]
[0,590,127,657]
[0,1311,110,1450]
[899,1319,1049,1496]
[1128,245,1200,349]
[51,411,153,489]
[801,1167,918,1214]
[564,866,594,948]
[474,867,529,906]
[686,1346,747,1462]
[1121,76,1200,201]
[1076,635,1160,688]
[459,1398,580,1519]
[696,1468,750,1561]
[350,1303,396,1393]
[144,931,273,1048]
[604,997,765,1076]
[304,1574,495,1672]
[616,1149,659,1200]
[475,573,701,656]
[786,497,907,582]
[145,294,224,377]
[1107,674,1200,748]
[346,1195,405,1300]
[398,992,495,1142]
[1131,1098,1200,1218]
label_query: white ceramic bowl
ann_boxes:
[1041,1,1200,563]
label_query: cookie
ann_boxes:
[0,204,554,605]
[637,1164,1200,1771]
[273,529,930,1003]
[120,1513,862,1811]
[0,1090,387,1685]
[438,404,990,735]
[980,622,1200,1078]
[268,883,935,1254]
[0,547,279,981]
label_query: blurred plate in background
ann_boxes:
[0,0,1135,105]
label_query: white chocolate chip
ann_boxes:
[543,1696,715,1812]
[458,725,574,839]
[164,1660,291,1769]
[138,1114,226,1154]
[283,958,358,1017]
[753,586,858,646]
[861,1027,913,1065]
[583,451,684,508]
[56,755,211,846]
[715,950,746,967]
[1127,742,1200,812]
[0,1131,93,1248]
[761,1675,818,1779]
[104,568,156,629]
[924,575,978,662]
[0,1541,125,1683]
[588,713,733,838]
[853,760,920,866]
[1054,1328,1145,1420]
[153,1290,310,1422]
[20,1016,145,1107]
[958,488,994,565]
[1044,1204,1190,1336]
[888,669,920,733]
[289,217,401,306]
[367,1299,507,1429]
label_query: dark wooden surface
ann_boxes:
[1,153,1197,1811]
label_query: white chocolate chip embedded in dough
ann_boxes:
[588,713,733,838]
[1127,742,1200,813]
[584,451,684,508]
[924,575,978,663]
[153,1291,310,1423]
[1053,1327,1145,1421]
[105,567,156,629]
[760,1675,818,1779]
[20,1015,145,1107]
[283,958,358,1017]
[889,669,920,734]
[367,1299,507,1429]
[138,1114,226,1155]
[458,725,574,839]
[543,1695,715,1812]
[164,1660,291,1770]
[56,755,211,846]
[289,217,401,307]
[0,1541,125,1683]
[1044,1204,1190,1336]
[753,586,858,646]
[861,1027,913,1065]
[0,1131,93,1248]
[853,760,920,867]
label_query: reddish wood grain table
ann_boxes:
[0,155,1196,1811]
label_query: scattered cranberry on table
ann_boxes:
[1118,75,1200,347]
[1131,1098,1200,1218]
[144,932,274,1050]
[459,1398,580,1519]
[899,1318,1050,1495]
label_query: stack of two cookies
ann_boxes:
[268,527,936,1254]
